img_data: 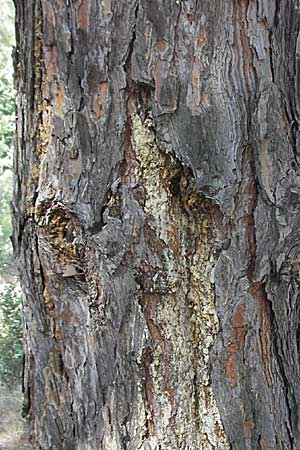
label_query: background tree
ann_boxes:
[0,0,15,273]
[13,0,300,449]
[0,0,22,386]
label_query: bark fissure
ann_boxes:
[242,146,272,386]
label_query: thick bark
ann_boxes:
[13,0,300,449]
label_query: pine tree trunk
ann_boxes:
[13,0,300,449]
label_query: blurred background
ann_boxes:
[0,1,30,448]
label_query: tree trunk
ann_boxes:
[13,0,300,449]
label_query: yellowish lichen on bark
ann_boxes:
[131,113,229,450]
[30,11,52,203]
[34,14,51,159]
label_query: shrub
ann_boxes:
[0,283,22,385]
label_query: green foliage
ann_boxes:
[0,170,13,273]
[0,0,22,387]
[0,284,22,385]
[0,0,15,161]
[0,0,15,273]
[0,76,15,160]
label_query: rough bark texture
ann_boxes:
[13,0,300,449]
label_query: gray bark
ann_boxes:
[13,0,300,449]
